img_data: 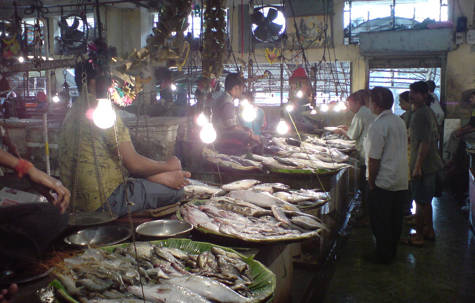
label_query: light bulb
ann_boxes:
[339,102,347,111]
[242,106,257,122]
[171,84,177,91]
[285,104,294,112]
[52,95,60,103]
[311,109,317,115]
[296,90,303,98]
[18,56,24,63]
[93,98,116,129]
[276,120,289,135]
[241,99,250,107]
[200,122,217,144]
[197,112,207,127]
[321,104,329,112]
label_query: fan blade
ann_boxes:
[266,8,279,22]
[268,22,283,36]
[252,11,266,26]
[71,17,80,30]
[254,25,269,42]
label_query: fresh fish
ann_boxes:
[290,158,352,170]
[185,185,223,196]
[221,179,261,191]
[164,274,253,303]
[249,154,272,162]
[274,191,291,201]
[181,204,220,233]
[271,205,291,225]
[88,300,153,303]
[290,216,329,231]
[285,137,301,147]
[229,190,300,212]
[273,156,301,167]
[287,193,317,203]
[271,137,286,147]
[252,182,288,194]
[261,159,305,170]
[127,284,212,303]
[229,156,260,167]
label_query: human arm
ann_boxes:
[1,135,20,158]
[412,140,430,180]
[455,125,475,137]
[118,142,182,178]
[0,149,69,213]
[367,157,381,190]
[332,128,348,137]
[336,125,349,131]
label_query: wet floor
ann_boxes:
[323,190,475,303]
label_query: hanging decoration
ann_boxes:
[265,48,280,65]
[146,0,192,62]
[87,39,117,75]
[109,80,136,107]
[289,67,311,102]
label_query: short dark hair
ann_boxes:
[370,87,394,110]
[409,81,429,95]
[426,80,436,92]
[75,61,97,93]
[348,91,365,106]
[399,91,410,102]
[224,73,246,92]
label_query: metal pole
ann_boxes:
[95,0,102,39]
[43,113,50,175]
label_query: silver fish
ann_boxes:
[249,154,273,162]
[185,185,223,196]
[229,190,300,212]
[290,216,329,231]
[261,158,305,170]
[274,191,291,201]
[88,300,153,303]
[273,156,301,167]
[221,179,261,191]
[253,183,290,194]
[164,274,253,303]
[127,284,212,303]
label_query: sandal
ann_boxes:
[399,237,424,247]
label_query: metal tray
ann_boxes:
[68,212,118,227]
[135,220,193,240]
[64,225,132,247]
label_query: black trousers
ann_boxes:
[368,185,406,261]
[0,203,69,268]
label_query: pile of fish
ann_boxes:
[202,148,261,171]
[184,179,329,209]
[52,242,266,303]
[181,179,329,243]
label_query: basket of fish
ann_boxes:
[50,239,276,303]
[203,148,262,173]
[177,195,328,245]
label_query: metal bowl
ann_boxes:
[136,220,193,240]
[64,225,132,247]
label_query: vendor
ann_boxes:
[0,149,70,301]
[58,60,190,217]
[334,90,376,226]
[287,89,317,133]
[211,73,260,150]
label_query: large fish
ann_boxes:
[185,185,223,196]
[252,182,289,194]
[261,158,305,170]
[127,284,212,303]
[164,274,255,303]
[290,216,329,231]
[229,190,300,212]
[221,179,261,191]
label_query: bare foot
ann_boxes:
[0,284,18,303]
[165,156,182,171]
[147,171,191,189]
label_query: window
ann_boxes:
[369,67,440,115]
[344,0,449,44]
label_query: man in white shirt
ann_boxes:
[364,87,409,264]
[334,90,376,226]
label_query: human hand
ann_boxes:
[336,125,348,131]
[332,128,344,135]
[0,284,18,303]
[165,156,182,171]
[146,171,191,190]
[412,166,422,180]
[26,167,70,214]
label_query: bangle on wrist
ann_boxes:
[14,159,34,178]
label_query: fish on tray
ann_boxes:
[221,179,261,191]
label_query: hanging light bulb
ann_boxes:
[197,112,207,127]
[276,119,289,135]
[242,106,257,122]
[241,99,250,107]
[18,56,24,63]
[200,122,217,144]
[170,84,177,91]
[339,102,347,111]
[321,104,329,112]
[93,98,116,129]
[311,109,317,115]
[52,95,60,103]
[296,90,303,98]
[285,104,294,112]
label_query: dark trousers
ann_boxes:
[368,185,406,261]
[0,203,69,268]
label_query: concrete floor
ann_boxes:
[323,190,475,303]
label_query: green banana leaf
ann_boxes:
[177,200,322,244]
[50,238,275,303]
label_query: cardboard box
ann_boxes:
[0,187,44,207]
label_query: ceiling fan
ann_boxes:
[251,6,285,44]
